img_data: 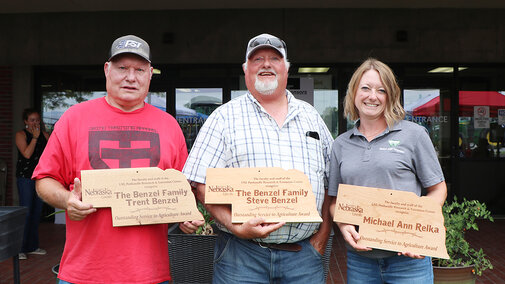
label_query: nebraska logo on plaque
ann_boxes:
[81,167,203,227]
[334,184,449,259]
[205,167,322,223]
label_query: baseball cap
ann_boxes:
[245,33,287,61]
[108,35,151,63]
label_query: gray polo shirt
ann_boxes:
[328,119,445,258]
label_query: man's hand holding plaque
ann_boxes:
[81,167,203,227]
[334,184,449,259]
[205,167,322,223]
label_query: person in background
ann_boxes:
[15,108,50,260]
[33,34,203,284]
[183,33,334,284]
[329,58,447,283]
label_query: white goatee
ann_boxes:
[254,68,278,95]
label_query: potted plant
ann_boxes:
[194,201,216,235]
[432,197,494,283]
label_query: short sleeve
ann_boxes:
[327,139,342,196]
[412,128,445,188]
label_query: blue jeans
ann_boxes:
[17,177,43,253]
[213,232,324,284]
[59,280,169,284]
[346,251,433,284]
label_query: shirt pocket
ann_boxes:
[304,135,325,175]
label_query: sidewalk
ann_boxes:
[1,219,503,284]
[0,222,65,284]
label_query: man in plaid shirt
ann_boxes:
[183,33,333,284]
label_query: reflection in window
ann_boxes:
[458,91,505,158]
[314,90,338,138]
[145,92,167,111]
[176,88,223,151]
[42,91,167,133]
[42,91,105,132]
[231,90,246,100]
[404,89,449,157]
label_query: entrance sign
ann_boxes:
[82,167,203,227]
[205,167,322,223]
[334,184,449,259]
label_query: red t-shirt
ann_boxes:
[33,97,188,284]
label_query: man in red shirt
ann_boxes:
[34,35,203,284]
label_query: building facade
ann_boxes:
[1,7,504,214]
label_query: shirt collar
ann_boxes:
[350,119,403,139]
[245,90,301,126]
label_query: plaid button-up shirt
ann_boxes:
[183,90,333,243]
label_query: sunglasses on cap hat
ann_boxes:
[249,36,287,50]
[246,34,287,60]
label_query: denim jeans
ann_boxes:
[213,232,325,284]
[17,177,43,253]
[346,250,433,284]
[59,280,169,284]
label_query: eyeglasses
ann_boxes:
[249,37,287,51]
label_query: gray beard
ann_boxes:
[254,78,278,95]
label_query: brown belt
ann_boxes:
[249,240,302,252]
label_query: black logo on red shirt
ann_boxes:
[89,130,160,169]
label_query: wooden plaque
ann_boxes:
[81,167,203,227]
[205,167,322,223]
[334,184,449,259]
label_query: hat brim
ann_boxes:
[247,44,285,59]
[109,49,151,63]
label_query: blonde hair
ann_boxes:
[344,58,405,128]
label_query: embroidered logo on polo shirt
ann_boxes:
[379,139,405,153]
[389,139,400,147]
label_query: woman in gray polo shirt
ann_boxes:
[328,58,447,283]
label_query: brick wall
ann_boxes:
[0,66,13,205]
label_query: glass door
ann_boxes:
[175,88,223,151]
[456,66,505,215]
[401,66,454,195]
[403,89,450,157]
[456,90,505,159]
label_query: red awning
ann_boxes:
[412,91,505,117]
